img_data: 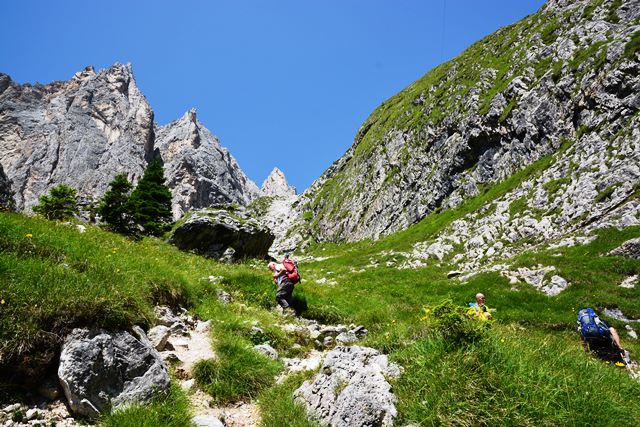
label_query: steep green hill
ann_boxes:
[288,0,640,247]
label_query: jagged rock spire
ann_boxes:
[261,167,296,197]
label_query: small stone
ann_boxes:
[323,336,335,348]
[75,224,86,233]
[192,415,225,427]
[147,325,171,351]
[195,320,212,333]
[620,275,638,289]
[336,331,358,345]
[352,326,368,338]
[25,408,39,421]
[253,344,279,360]
[625,325,638,340]
[217,290,232,304]
[181,379,196,390]
[447,270,462,278]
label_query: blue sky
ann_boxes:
[1,0,545,192]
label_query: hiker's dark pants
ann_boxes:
[588,338,623,362]
[276,279,294,309]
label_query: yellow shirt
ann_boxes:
[467,304,492,320]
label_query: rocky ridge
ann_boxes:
[284,0,640,252]
[0,64,261,218]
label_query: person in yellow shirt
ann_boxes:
[467,293,493,320]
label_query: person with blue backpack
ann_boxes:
[577,308,628,363]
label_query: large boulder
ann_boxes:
[294,345,401,427]
[169,206,274,261]
[58,327,170,419]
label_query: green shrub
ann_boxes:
[421,299,488,349]
[32,184,78,220]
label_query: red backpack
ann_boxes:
[282,256,300,284]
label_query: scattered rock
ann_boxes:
[154,306,183,327]
[195,320,212,333]
[323,336,335,348]
[295,346,401,427]
[58,328,170,418]
[447,270,462,278]
[217,289,232,304]
[544,275,569,296]
[626,325,638,340]
[25,408,39,421]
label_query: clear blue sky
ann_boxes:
[1,0,545,192]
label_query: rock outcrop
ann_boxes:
[168,206,274,261]
[294,346,401,427]
[290,0,640,248]
[156,109,261,219]
[57,327,170,419]
[608,237,640,259]
[0,64,154,212]
[261,167,296,197]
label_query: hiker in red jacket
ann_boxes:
[268,261,295,313]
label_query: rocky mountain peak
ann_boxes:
[156,110,261,219]
[262,167,296,197]
[0,63,155,212]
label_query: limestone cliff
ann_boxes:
[0,65,261,218]
[0,64,154,212]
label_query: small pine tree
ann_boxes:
[32,184,78,220]
[98,173,134,234]
[128,159,173,236]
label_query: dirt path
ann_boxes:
[160,320,262,427]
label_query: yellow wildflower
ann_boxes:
[1,299,4,305]
[26,233,33,238]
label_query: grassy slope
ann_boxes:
[2,176,639,426]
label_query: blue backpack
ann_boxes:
[577,308,610,340]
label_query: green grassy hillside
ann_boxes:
[1,207,639,425]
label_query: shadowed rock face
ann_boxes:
[0,163,14,210]
[156,109,261,220]
[0,64,155,212]
[169,207,274,261]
